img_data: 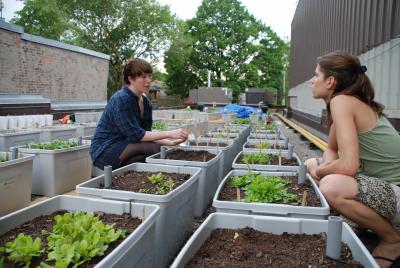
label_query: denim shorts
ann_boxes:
[93,140,128,170]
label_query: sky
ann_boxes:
[1,0,298,40]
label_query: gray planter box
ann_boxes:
[76,122,97,138]
[76,163,201,268]
[243,139,290,154]
[188,139,235,182]
[146,147,222,217]
[213,170,330,219]
[232,150,301,172]
[221,113,237,122]
[34,125,77,142]
[171,213,378,268]
[248,132,286,140]
[0,129,40,151]
[19,143,92,196]
[0,152,34,216]
[0,196,160,268]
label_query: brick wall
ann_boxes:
[0,22,109,101]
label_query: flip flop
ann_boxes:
[373,256,400,268]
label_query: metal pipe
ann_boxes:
[160,146,166,159]
[284,137,289,148]
[326,216,343,260]
[298,163,306,184]
[11,147,18,160]
[104,165,112,188]
[288,143,294,158]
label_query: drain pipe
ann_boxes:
[288,143,294,159]
[298,163,306,184]
[104,165,112,188]
[326,216,343,260]
[160,146,166,159]
[11,147,18,160]
[284,137,289,148]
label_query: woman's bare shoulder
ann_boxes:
[330,95,359,108]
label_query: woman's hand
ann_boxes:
[169,129,188,140]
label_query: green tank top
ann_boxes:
[358,116,400,184]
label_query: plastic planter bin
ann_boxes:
[146,147,222,217]
[0,129,41,151]
[74,112,98,123]
[232,150,301,172]
[76,122,97,138]
[188,138,235,182]
[213,170,330,219]
[19,143,92,196]
[243,139,290,154]
[170,213,378,268]
[248,132,286,140]
[35,125,77,142]
[221,113,236,122]
[0,195,160,268]
[76,163,201,268]
[0,152,34,216]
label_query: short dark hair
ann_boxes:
[123,58,153,84]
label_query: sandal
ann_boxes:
[373,256,400,268]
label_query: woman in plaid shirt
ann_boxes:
[90,58,188,170]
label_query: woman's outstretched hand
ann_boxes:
[169,129,189,140]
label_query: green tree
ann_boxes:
[187,0,262,99]
[164,21,203,98]
[11,0,177,98]
[10,0,69,40]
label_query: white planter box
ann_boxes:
[34,125,77,142]
[0,196,160,268]
[19,143,92,196]
[213,170,330,219]
[171,213,378,268]
[243,139,290,154]
[146,147,222,217]
[76,163,201,268]
[248,132,286,140]
[76,122,97,138]
[221,113,236,122]
[0,129,41,151]
[0,152,34,216]
[232,150,301,172]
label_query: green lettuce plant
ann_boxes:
[243,153,270,165]
[4,233,43,267]
[28,140,78,150]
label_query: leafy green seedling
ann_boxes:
[0,155,6,163]
[232,118,251,125]
[28,140,78,150]
[255,142,270,149]
[148,173,165,184]
[5,233,43,267]
[243,153,270,165]
[152,121,167,130]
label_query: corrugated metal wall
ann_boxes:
[290,0,400,88]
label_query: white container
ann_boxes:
[76,122,97,138]
[0,129,41,152]
[45,114,53,126]
[213,170,330,219]
[232,150,301,172]
[25,115,35,128]
[0,196,160,268]
[243,140,290,154]
[7,116,18,129]
[248,132,286,140]
[16,116,27,129]
[0,116,8,130]
[77,163,201,268]
[0,152,34,216]
[35,125,78,142]
[38,115,46,127]
[171,213,378,268]
[19,143,92,196]
[146,146,222,217]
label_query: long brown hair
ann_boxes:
[317,51,384,126]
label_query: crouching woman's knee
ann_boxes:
[319,175,342,205]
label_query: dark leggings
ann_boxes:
[119,142,160,167]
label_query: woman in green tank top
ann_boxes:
[305,51,400,267]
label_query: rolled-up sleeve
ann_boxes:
[111,96,145,143]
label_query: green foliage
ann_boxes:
[230,173,298,203]
[5,233,43,267]
[232,118,251,125]
[28,140,78,150]
[243,153,270,165]
[265,123,276,131]
[46,211,125,267]
[146,173,174,195]
[152,121,167,130]
[255,142,270,149]
[0,155,6,163]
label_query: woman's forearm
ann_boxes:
[322,148,338,163]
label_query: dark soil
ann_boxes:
[104,170,191,194]
[0,211,142,268]
[186,227,362,267]
[156,149,216,162]
[244,144,287,150]
[218,175,321,207]
[189,142,228,147]
[237,154,299,166]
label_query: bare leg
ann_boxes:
[119,142,160,163]
[319,174,400,267]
